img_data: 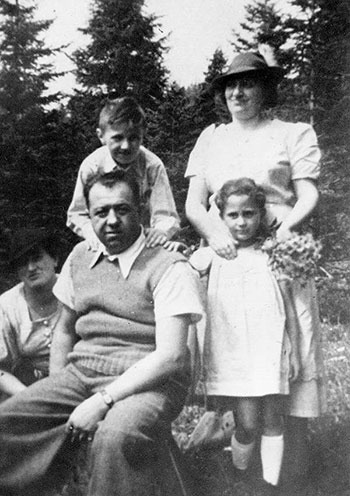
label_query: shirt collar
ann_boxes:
[89,227,145,279]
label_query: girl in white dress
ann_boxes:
[190,178,300,494]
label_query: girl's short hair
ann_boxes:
[216,177,271,240]
[215,178,266,215]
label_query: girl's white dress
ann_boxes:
[190,246,290,398]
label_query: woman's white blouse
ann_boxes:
[0,282,61,374]
[185,119,321,213]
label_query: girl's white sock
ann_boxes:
[260,434,284,486]
[231,434,255,470]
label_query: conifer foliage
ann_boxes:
[73,0,168,107]
[0,0,62,231]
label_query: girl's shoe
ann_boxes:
[254,479,280,496]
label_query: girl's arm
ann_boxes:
[278,280,301,382]
[277,178,319,241]
[186,176,237,259]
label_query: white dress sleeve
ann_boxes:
[189,247,213,273]
[185,124,216,179]
[286,122,321,180]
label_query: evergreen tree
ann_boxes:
[72,0,168,107]
[146,83,197,226]
[189,48,230,134]
[283,0,350,133]
[204,48,227,85]
[0,0,67,236]
[231,0,290,61]
[0,0,58,119]
[67,0,170,168]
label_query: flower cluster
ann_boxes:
[262,232,322,284]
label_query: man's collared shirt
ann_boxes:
[89,228,146,278]
[54,232,203,324]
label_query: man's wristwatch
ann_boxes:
[99,389,114,409]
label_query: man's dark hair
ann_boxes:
[83,168,141,210]
[98,96,146,133]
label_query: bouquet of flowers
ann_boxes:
[262,232,322,284]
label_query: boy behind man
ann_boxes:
[67,96,180,249]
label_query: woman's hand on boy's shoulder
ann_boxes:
[145,228,168,248]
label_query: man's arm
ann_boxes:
[49,304,78,375]
[106,314,190,397]
[66,313,191,434]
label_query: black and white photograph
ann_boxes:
[0,1,349,495]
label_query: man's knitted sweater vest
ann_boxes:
[67,242,186,376]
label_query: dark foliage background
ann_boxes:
[0,0,349,323]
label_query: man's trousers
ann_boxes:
[0,363,188,496]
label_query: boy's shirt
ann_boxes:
[67,145,180,241]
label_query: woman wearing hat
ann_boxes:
[0,228,62,398]
[185,49,325,494]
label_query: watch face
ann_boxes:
[101,390,113,407]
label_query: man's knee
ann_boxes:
[93,417,162,468]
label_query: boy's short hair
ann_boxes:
[98,97,146,133]
[83,168,141,211]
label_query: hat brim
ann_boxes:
[212,67,285,90]
[8,229,55,266]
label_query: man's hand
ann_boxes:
[145,228,168,248]
[66,393,109,442]
[85,231,101,251]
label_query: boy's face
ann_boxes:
[97,121,144,167]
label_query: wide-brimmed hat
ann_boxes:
[8,228,56,266]
[213,52,285,89]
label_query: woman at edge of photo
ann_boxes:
[0,228,62,398]
[185,48,326,494]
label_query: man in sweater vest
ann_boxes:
[0,169,203,496]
